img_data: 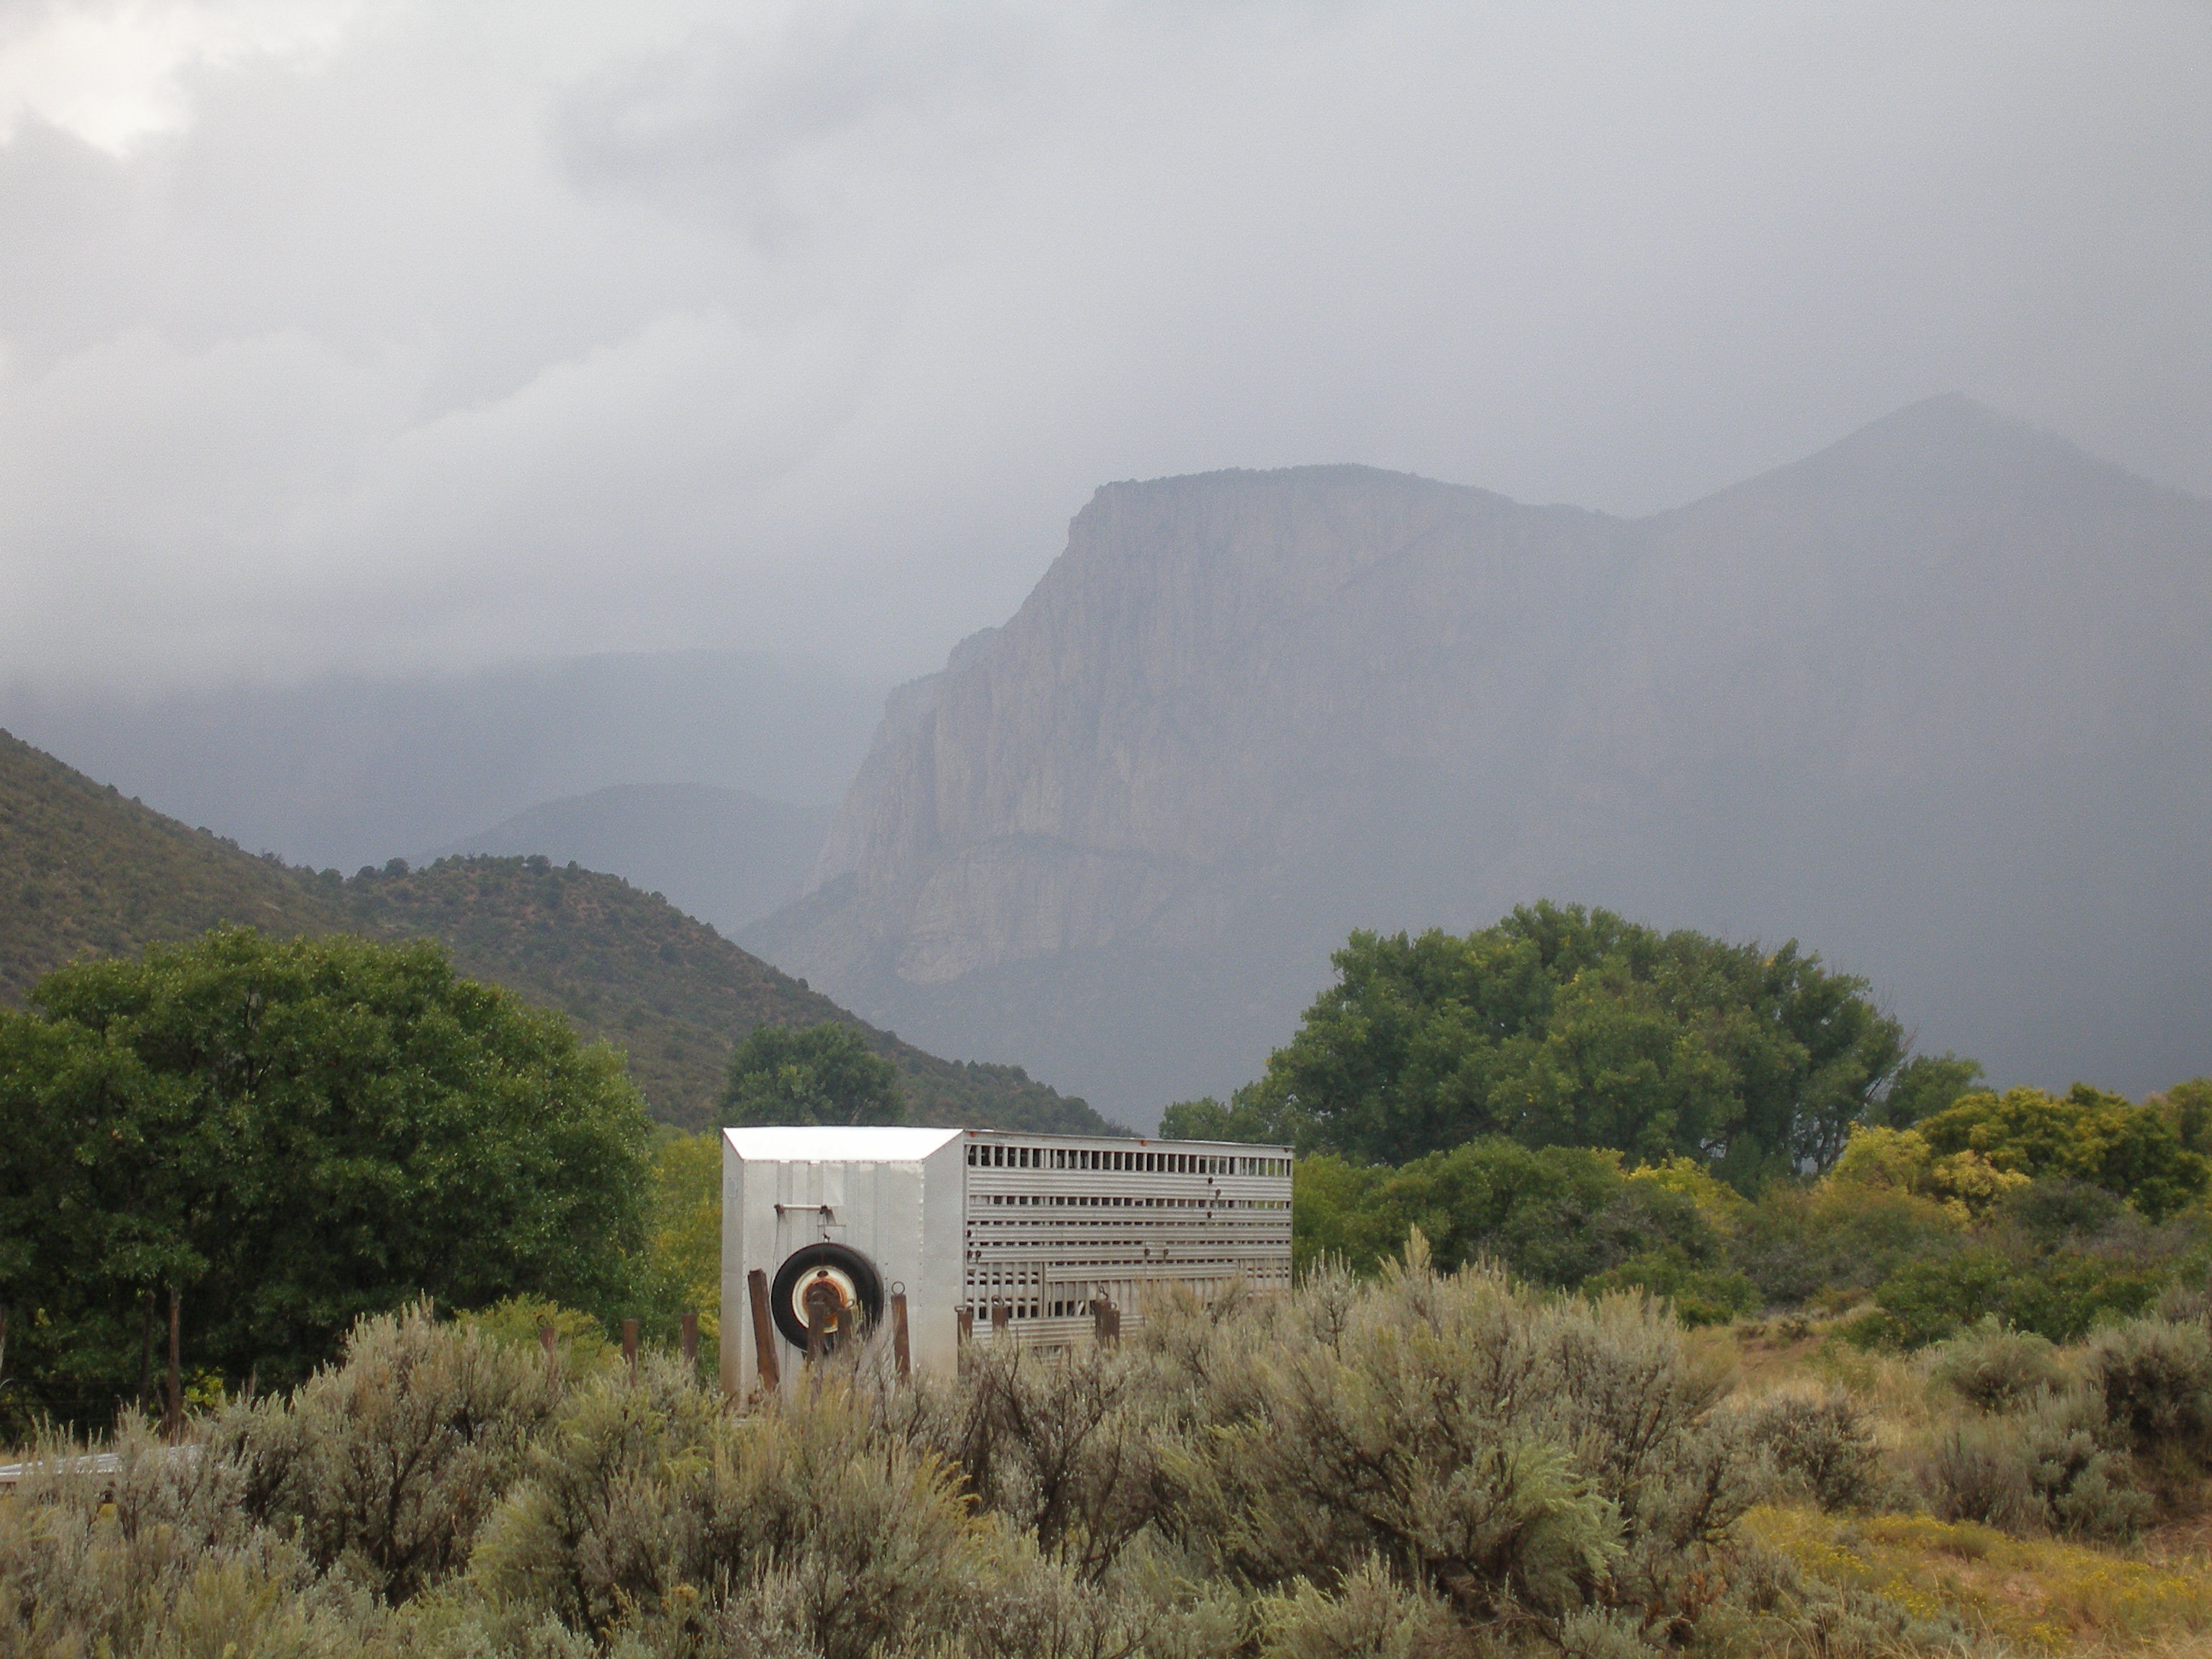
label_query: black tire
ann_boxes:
[769,1242,884,1351]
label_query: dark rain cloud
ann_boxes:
[1,0,2206,689]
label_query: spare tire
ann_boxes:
[769,1242,884,1352]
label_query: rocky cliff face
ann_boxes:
[745,400,2212,1125]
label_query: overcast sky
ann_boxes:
[1,0,2206,691]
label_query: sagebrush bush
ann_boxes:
[0,1413,387,1657]
[471,1357,1118,1659]
[213,1300,562,1603]
[1252,1558,1476,1659]
[2157,1272,2212,1327]
[1928,1319,2071,1413]
[1741,1389,1882,1512]
[1924,1388,2151,1541]
[2081,1314,2212,1469]
[1127,1241,1762,1647]
[887,1329,1169,1583]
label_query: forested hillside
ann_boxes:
[0,731,341,1001]
[0,729,1108,1134]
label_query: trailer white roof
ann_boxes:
[723,1125,965,1164]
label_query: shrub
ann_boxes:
[458,1295,620,1370]
[1734,1182,1964,1308]
[1290,1138,1743,1295]
[1584,1246,1755,1327]
[1141,1241,1763,1644]
[1852,1247,2165,1351]
[1924,1389,2150,1542]
[1999,1177,2125,1245]
[1742,1389,1882,1512]
[1848,1247,2015,1349]
[891,1334,1168,1582]
[1253,1558,1473,1659]
[1929,1321,2070,1413]
[470,1359,1107,1659]
[2005,1255,2166,1342]
[211,1302,561,1603]
[2080,1316,2212,1468]
[1918,1084,2209,1220]
[0,1413,387,1657]
[2159,1269,2212,1327]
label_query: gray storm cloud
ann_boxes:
[0,0,2206,689]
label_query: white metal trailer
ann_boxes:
[719,1125,1293,1395]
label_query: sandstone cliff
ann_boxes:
[745,400,2212,1124]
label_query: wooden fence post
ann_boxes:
[164,1287,181,1442]
[891,1292,911,1379]
[804,1280,839,1364]
[956,1305,973,1346]
[138,1290,155,1411]
[621,1318,639,1382]
[680,1310,699,1372]
[747,1269,781,1394]
[538,1321,557,1364]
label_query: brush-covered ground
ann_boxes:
[14,1253,2212,1658]
[1715,1303,2212,1657]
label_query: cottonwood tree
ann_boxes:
[720,1021,904,1127]
[0,927,650,1422]
[1218,901,1905,1185]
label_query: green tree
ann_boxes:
[1290,1137,1752,1322]
[1917,1084,2209,1221]
[629,1128,722,1375]
[0,927,652,1419]
[1159,1092,1281,1143]
[720,1021,903,1127]
[1241,902,1904,1181]
[2157,1078,2212,1156]
[1872,1051,1985,1128]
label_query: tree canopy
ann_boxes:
[720,1021,904,1127]
[0,927,652,1418]
[1869,1051,1986,1128]
[1173,902,1906,1183]
[1914,1083,2210,1221]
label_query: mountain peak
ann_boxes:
[1792,393,2129,493]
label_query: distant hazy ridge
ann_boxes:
[745,397,2212,1124]
[426,783,832,938]
[0,730,1112,1136]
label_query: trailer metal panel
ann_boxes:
[720,1126,1292,1395]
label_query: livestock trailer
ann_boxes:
[718,1125,1294,1395]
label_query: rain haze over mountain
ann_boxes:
[2,1,2208,1118]
[747,400,2212,1123]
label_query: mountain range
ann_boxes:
[744,397,2212,1125]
